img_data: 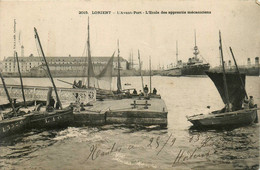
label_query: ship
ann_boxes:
[162,31,210,76]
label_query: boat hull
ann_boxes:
[187,108,258,128]
[0,116,30,138]
[28,107,73,129]
[181,64,210,75]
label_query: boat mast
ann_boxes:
[87,17,91,88]
[117,40,122,92]
[0,72,17,116]
[15,51,27,108]
[176,41,178,66]
[193,30,199,59]
[229,47,248,99]
[149,56,152,94]
[34,27,63,109]
[219,31,230,111]
[138,50,144,91]
[131,50,134,69]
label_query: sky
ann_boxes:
[0,0,259,69]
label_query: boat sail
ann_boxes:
[187,31,258,128]
[72,17,114,92]
[116,40,122,93]
[96,52,115,91]
[205,72,246,111]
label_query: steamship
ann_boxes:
[162,32,210,76]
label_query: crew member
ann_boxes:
[46,96,55,112]
[73,80,77,88]
[225,103,233,112]
[50,96,55,108]
[153,88,157,95]
[249,96,254,108]
[55,101,60,109]
[144,85,149,97]
[80,103,85,111]
[77,80,83,88]
[125,90,131,98]
[0,112,4,120]
[139,90,144,96]
[133,89,137,95]
[243,99,249,109]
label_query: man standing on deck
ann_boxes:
[144,85,149,97]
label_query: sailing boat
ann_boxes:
[28,28,73,129]
[69,18,116,97]
[0,71,32,137]
[187,31,258,128]
[0,51,37,138]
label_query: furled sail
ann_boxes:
[206,71,246,111]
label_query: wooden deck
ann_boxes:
[73,98,168,126]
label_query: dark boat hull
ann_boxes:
[0,116,30,138]
[187,108,258,128]
[181,64,210,75]
[28,107,73,129]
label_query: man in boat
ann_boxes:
[222,103,233,112]
[0,112,4,120]
[144,85,149,97]
[153,88,157,95]
[73,80,77,88]
[55,101,60,109]
[80,103,85,111]
[125,90,131,98]
[46,96,55,112]
[139,90,144,99]
[133,89,137,95]
[76,80,83,88]
[243,99,249,109]
[249,96,254,108]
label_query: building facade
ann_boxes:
[2,55,128,74]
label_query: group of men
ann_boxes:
[132,85,157,96]
[224,96,255,112]
[73,80,86,89]
[243,96,255,109]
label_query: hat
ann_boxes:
[250,96,253,98]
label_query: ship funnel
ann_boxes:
[247,58,251,66]
[255,57,259,66]
[21,45,24,57]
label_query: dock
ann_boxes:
[73,98,168,127]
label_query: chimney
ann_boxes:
[247,58,251,66]
[21,45,24,57]
[255,57,259,66]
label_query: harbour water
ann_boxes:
[0,76,259,169]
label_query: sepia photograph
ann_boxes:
[0,0,259,169]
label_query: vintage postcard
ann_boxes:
[0,0,259,169]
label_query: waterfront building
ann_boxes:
[2,55,128,74]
